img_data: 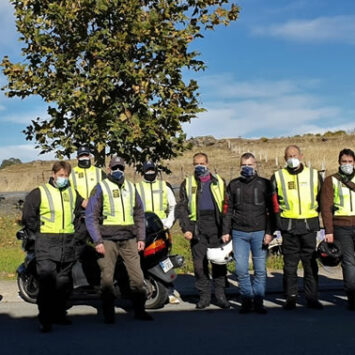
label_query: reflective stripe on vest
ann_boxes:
[136,180,168,219]
[186,174,224,221]
[69,165,102,199]
[275,167,319,219]
[332,176,355,216]
[99,179,135,225]
[38,183,76,234]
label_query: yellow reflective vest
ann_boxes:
[185,174,225,221]
[38,183,77,234]
[100,178,136,226]
[136,180,168,219]
[69,165,103,199]
[332,175,355,216]
[274,167,319,219]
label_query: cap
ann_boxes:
[77,146,91,157]
[143,160,156,172]
[109,155,125,169]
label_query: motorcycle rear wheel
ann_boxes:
[145,277,168,309]
[17,273,38,304]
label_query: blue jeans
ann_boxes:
[232,230,267,299]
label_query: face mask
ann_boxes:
[144,172,157,182]
[56,177,69,188]
[194,164,209,177]
[287,158,300,169]
[78,157,91,169]
[340,164,354,175]
[111,170,124,181]
[241,166,255,178]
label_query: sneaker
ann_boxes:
[168,295,181,304]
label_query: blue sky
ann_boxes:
[0,0,355,162]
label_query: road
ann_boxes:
[0,277,354,355]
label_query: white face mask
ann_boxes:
[340,164,354,175]
[287,158,300,169]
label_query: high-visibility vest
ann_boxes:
[38,183,77,234]
[99,178,136,226]
[136,180,168,219]
[332,175,355,216]
[275,167,319,219]
[185,174,224,221]
[69,165,102,199]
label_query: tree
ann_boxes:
[0,157,22,169]
[1,0,239,169]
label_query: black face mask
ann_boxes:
[78,158,91,169]
[144,172,157,182]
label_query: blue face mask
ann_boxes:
[241,166,255,178]
[111,170,124,181]
[194,164,209,177]
[56,176,69,188]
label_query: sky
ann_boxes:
[0,0,355,162]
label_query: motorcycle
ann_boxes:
[16,212,184,309]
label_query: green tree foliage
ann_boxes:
[0,158,22,169]
[1,0,239,169]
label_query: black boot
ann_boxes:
[254,297,267,314]
[132,292,153,321]
[196,292,211,309]
[239,297,253,314]
[347,291,355,311]
[215,288,230,309]
[283,296,297,310]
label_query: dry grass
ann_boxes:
[0,133,354,192]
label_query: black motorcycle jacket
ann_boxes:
[22,178,84,262]
[222,174,275,235]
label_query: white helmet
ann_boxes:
[206,241,233,265]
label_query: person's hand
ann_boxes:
[184,231,193,240]
[325,233,334,243]
[263,234,273,245]
[221,234,230,243]
[81,199,88,208]
[95,243,105,255]
[137,241,145,251]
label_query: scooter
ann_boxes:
[16,212,184,309]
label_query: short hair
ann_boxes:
[52,161,71,174]
[193,152,208,164]
[240,152,256,165]
[284,145,302,157]
[338,148,355,163]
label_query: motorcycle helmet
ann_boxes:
[206,241,233,265]
[317,240,342,267]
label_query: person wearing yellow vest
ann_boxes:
[69,146,106,287]
[177,152,229,309]
[22,161,84,333]
[85,155,152,323]
[271,145,323,310]
[137,160,179,304]
[321,148,355,310]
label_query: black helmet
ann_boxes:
[77,145,91,157]
[317,240,342,267]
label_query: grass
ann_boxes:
[0,215,24,279]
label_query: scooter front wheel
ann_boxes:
[17,272,38,304]
[144,277,168,309]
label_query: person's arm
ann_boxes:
[264,178,275,244]
[320,176,335,239]
[22,188,41,233]
[161,184,176,230]
[222,181,233,238]
[270,174,282,230]
[175,179,194,240]
[133,188,146,242]
[85,185,104,245]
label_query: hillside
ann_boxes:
[0,133,354,193]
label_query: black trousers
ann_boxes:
[191,214,226,299]
[282,232,318,300]
[36,259,74,324]
[334,226,355,300]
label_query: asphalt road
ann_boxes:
[0,277,354,355]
